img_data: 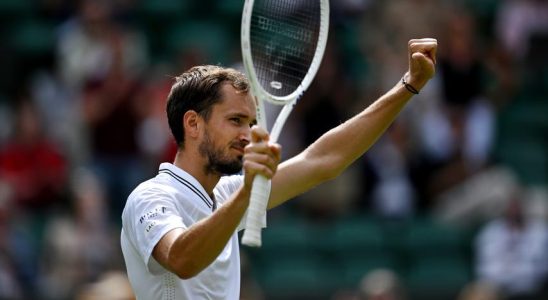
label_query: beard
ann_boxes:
[199,130,244,175]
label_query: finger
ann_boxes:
[419,44,437,65]
[245,141,270,155]
[244,141,281,171]
[410,47,437,68]
[411,52,436,79]
[409,39,438,64]
[409,42,437,56]
[269,143,282,162]
[251,125,269,143]
[408,38,438,48]
[244,152,278,171]
[428,41,438,64]
[412,52,433,68]
[243,160,275,179]
[408,39,437,49]
[409,38,437,44]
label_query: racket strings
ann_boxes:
[250,0,321,97]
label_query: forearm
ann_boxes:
[161,187,250,278]
[303,39,436,181]
[269,80,415,208]
[269,38,437,209]
[311,80,413,175]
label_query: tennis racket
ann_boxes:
[241,0,330,247]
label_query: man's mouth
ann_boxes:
[232,146,244,155]
[231,141,248,155]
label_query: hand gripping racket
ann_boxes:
[241,0,330,247]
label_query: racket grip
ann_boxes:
[241,175,270,247]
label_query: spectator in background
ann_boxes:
[134,42,213,173]
[0,99,67,213]
[495,0,548,62]
[135,68,178,170]
[416,7,495,205]
[367,119,416,219]
[360,0,446,91]
[475,187,548,299]
[495,0,548,104]
[438,10,494,169]
[80,29,149,220]
[54,0,150,220]
[0,254,23,300]
[39,169,118,300]
[56,0,147,92]
[358,0,457,211]
[0,98,68,298]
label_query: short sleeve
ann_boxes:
[122,186,186,274]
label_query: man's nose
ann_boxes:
[239,127,251,144]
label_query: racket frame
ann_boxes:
[240,0,330,246]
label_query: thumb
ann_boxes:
[410,52,435,83]
[412,52,429,68]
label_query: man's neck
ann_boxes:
[173,150,221,195]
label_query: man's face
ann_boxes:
[199,84,256,175]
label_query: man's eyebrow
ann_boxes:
[228,112,256,124]
[228,113,250,119]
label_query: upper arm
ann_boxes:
[152,227,186,274]
[123,187,187,273]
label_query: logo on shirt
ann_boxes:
[139,206,167,233]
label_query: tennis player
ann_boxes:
[121,38,437,299]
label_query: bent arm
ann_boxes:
[151,127,279,278]
[152,186,250,279]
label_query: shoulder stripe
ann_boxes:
[159,169,213,209]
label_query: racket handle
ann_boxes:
[241,175,270,247]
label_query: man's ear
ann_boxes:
[183,110,201,138]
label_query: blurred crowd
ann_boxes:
[0,0,547,299]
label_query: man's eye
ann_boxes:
[230,118,241,124]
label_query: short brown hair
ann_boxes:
[166,65,249,148]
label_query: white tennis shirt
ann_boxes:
[121,162,256,300]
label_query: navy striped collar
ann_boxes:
[158,163,217,211]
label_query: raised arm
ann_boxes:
[268,38,437,209]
